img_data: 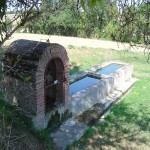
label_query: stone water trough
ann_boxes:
[2,39,137,149]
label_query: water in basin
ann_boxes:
[96,64,122,75]
[69,77,99,95]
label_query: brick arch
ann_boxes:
[35,44,69,115]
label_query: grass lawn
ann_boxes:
[0,45,150,150]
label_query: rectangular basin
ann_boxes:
[69,77,99,95]
[96,64,122,75]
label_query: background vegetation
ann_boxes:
[0,0,149,48]
[23,0,149,44]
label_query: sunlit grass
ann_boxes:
[68,46,150,77]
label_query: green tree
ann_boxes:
[0,0,149,48]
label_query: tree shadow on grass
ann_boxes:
[70,101,150,150]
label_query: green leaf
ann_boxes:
[80,0,85,10]
[90,0,97,8]
[97,0,105,8]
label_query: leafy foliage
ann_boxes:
[0,0,149,61]
[23,0,149,47]
[0,0,6,19]
[0,0,42,46]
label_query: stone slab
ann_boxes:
[51,118,87,149]
[76,103,105,125]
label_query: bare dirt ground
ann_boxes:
[4,33,148,52]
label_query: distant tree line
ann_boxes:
[23,0,149,45]
[0,0,149,47]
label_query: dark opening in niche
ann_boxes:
[45,58,65,112]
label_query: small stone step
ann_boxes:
[51,118,87,149]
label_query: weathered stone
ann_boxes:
[76,103,105,125]
[65,61,133,118]
[51,118,87,149]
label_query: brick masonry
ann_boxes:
[34,44,70,129]
[3,41,70,129]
